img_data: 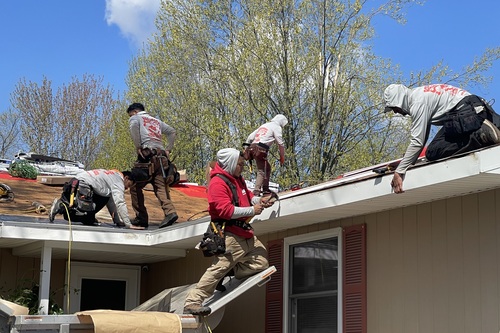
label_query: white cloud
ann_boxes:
[105,0,161,48]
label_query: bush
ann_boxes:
[1,281,63,315]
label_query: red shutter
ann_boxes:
[343,223,367,333]
[265,239,284,333]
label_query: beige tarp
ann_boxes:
[76,310,181,333]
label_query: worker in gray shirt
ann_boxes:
[384,83,500,194]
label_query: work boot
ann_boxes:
[48,198,62,223]
[479,119,500,145]
[159,212,178,228]
[183,304,212,316]
[131,217,148,228]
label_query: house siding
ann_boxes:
[367,190,500,333]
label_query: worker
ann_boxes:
[245,114,288,196]
[127,102,178,229]
[183,148,273,316]
[48,168,148,229]
[383,83,500,194]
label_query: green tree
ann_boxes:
[122,0,499,188]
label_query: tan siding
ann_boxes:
[446,197,465,333]
[0,249,18,293]
[374,210,391,333]
[478,191,499,333]
[389,209,404,333]
[416,203,433,333]
[431,201,448,333]
[366,190,500,333]
[496,188,500,330]
[401,205,418,333]
[462,193,482,332]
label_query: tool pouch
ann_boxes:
[166,161,180,186]
[75,182,95,212]
[248,144,269,160]
[134,162,154,179]
[199,223,226,257]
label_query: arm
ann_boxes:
[274,126,286,165]
[392,103,430,193]
[128,116,142,150]
[246,129,258,144]
[395,103,430,174]
[108,177,133,226]
[161,122,176,152]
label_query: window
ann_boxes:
[64,262,140,313]
[284,228,342,333]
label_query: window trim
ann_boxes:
[64,261,141,313]
[283,227,343,333]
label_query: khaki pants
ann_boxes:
[184,232,269,307]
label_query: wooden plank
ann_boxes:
[37,175,73,186]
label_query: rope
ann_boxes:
[187,210,209,221]
[201,316,213,333]
[21,202,48,214]
[61,202,73,314]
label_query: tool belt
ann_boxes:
[217,219,253,231]
[137,147,168,163]
[247,143,269,161]
[134,148,180,185]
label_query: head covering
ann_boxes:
[383,84,410,114]
[216,148,241,175]
[271,114,288,127]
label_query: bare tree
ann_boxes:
[0,109,23,158]
[11,75,120,168]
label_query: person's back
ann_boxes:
[245,114,288,196]
[384,83,500,194]
[127,102,178,229]
[77,169,122,197]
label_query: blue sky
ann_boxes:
[0,0,498,113]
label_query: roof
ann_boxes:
[1,145,500,264]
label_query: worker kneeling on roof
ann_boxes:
[48,168,148,229]
[383,83,500,194]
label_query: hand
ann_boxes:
[279,155,285,166]
[260,197,274,208]
[391,172,405,194]
[137,148,145,159]
[253,203,264,215]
